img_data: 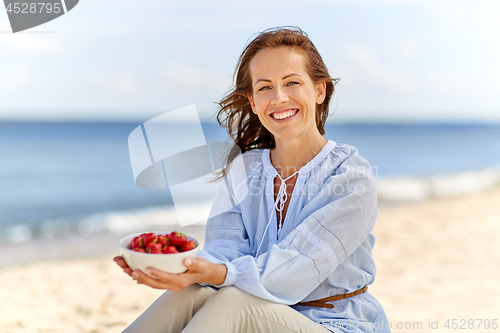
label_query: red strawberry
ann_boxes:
[146,242,162,254]
[141,233,157,247]
[133,247,146,253]
[162,245,179,254]
[169,231,187,247]
[156,234,169,247]
[180,240,197,252]
[130,236,143,249]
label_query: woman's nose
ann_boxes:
[271,86,289,105]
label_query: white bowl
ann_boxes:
[119,231,199,275]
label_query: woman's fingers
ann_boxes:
[113,256,127,267]
[114,256,133,277]
[132,269,187,291]
[113,255,124,265]
[131,270,163,289]
[183,257,193,268]
[123,267,133,276]
[144,267,177,281]
[183,257,208,273]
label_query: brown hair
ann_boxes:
[215,26,339,179]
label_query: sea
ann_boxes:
[1,121,500,245]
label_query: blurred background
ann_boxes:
[1,0,499,247]
[1,1,500,331]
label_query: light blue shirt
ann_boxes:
[198,140,390,333]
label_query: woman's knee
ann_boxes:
[171,283,203,298]
[182,287,253,332]
[204,286,265,315]
[210,286,249,304]
[214,286,242,296]
[155,284,214,309]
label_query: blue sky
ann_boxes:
[0,0,499,123]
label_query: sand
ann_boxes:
[370,186,500,331]
[1,187,499,333]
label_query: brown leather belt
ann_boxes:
[295,286,368,309]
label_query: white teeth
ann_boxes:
[272,110,297,120]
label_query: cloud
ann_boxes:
[161,61,232,96]
[0,34,64,57]
[428,69,500,101]
[343,46,414,96]
[424,2,500,104]
[87,70,141,96]
[0,67,32,94]
[400,40,421,59]
[432,2,500,39]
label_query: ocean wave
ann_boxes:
[0,202,216,244]
[376,166,500,202]
[105,204,210,234]
[2,166,500,244]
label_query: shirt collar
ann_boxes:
[261,140,337,178]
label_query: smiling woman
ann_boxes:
[115,26,390,333]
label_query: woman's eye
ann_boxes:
[258,86,271,91]
[287,81,299,86]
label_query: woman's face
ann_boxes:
[247,46,326,143]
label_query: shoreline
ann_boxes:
[1,175,499,268]
[1,164,499,246]
[0,226,207,270]
[1,186,499,332]
[376,165,500,202]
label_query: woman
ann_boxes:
[115,27,390,333]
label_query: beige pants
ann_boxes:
[123,284,331,333]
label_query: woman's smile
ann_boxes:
[270,109,299,121]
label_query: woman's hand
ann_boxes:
[113,256,227,292]
[114,255,133,277]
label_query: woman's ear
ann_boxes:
[315,81,327,105]
[247,92,257,114]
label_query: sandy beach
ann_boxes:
[1,187,499,333]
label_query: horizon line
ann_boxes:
[1,119,500,126]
